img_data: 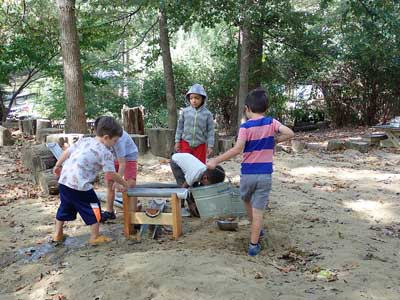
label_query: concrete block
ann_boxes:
[37,128,64,143]
[345,140,369,153]
[327,139,346,151]
[0,126,14,146]
[146,128,175,158]
[218,136,235,153]
[362,133,387,146]
[130,134,148,154]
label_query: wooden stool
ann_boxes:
[122,187,187,240]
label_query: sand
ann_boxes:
[1,128,399,300]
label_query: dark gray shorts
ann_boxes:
[240,174,272,210]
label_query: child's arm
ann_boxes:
[207,139,246,169]
[174,113,184,152]
[116,157,126,177]
[206,113,215,156]
[105,172,128,191]
[53,150,71,177]
[276,125,295,143]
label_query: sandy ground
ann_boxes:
[1,128,400,300]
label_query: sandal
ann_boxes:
[89,235,112,245]
[51,234,68,243]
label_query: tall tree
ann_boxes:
[237,24,251,130]
[0,1,59,122]
[57,0,87,133]
[158,7,177,130]
[248,29,263,91]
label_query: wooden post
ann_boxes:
[122,192,132,238]
[171,193,182,240]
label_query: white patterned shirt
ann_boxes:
[58,137,115,191]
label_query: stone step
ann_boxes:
[345,140,369,153]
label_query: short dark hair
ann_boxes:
[245,88,268,113]
[205,165,225,184]
[94,116,123,138]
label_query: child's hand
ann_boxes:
[207,147,213,157]
[206,159,217,169]
[113,183,126,192]
[174,142,180,152]
[112,182,119,191]
[53,165,62,177]
[119,181,129,192]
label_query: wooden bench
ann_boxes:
[122,186,188,240]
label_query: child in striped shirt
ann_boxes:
[207,88,294,256]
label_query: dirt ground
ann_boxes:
[1,128,400,300]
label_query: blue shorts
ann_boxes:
[240,174,272,210]
[56,184,101,225]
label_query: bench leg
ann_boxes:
[171,193,182,240]
[123,192,132,238]
[385,130,400,148]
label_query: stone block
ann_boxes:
[345,140,369,153]
[305,142,326,151]
[275,144,292,153]
[129,134,148,154]
[146,128,175,158]
[218,136,235,153]
[362,133,387,146]
[37,128,64,143]
[327,139,346,151]
[2,120,19,129]
[380,139,395,148]
[19,118,37,135]
[35,119,52,137]
[0,126,14,146]
[291,140,306,153]
[46,133,83,147]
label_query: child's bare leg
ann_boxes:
[89,222,100,241]
[250,208,263,244]
[54,219,64,239]
[244,200,253,222]
[105,179,115,212]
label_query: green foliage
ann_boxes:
[2,0,399,129]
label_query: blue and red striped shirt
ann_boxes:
[237,116,281,174]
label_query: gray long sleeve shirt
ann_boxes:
[175,84,215,148]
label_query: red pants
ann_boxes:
[179,140,207,163]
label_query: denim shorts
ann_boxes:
[240,174,272,210]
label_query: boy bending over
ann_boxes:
[52,116,128,244]
[170,153,225,216]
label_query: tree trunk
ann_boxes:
[248,29,263,91]
[57,0,87,133]
[159,8,177,131]
[121,105,145,134]
[0,90,6,124]
[237,24,251,130]
[228,30,241,136]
